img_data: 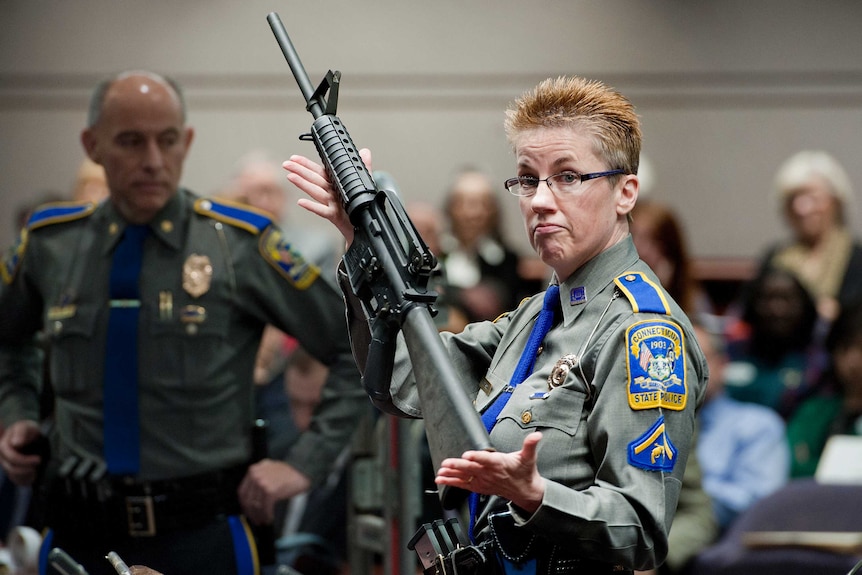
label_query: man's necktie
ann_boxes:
[103,224,148,475]
[469,284,561,540]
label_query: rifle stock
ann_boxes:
[267,12,492,508]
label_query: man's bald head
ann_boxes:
[87,70,186,128]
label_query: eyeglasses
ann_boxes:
[504,169,626,197]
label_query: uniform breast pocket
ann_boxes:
[507,385,587,437]
[48,303,103,396]
[144,304,231,390]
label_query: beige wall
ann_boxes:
[2,0,862,261]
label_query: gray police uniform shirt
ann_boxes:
[377,237,708,569]
[0,189,365,484]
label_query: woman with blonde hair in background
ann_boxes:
[761,150,862,322]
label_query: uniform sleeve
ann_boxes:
[662,428,719,571]
[387,314,509,417]
[236,230,367,484]
[0,234,46,426]
[0,343,44,427]
[336,261,509,418]
[510,312,707,570]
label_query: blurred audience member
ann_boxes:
[723,266,828,419]
[695,319,789,531]
[630,199,711,315]
[406,200,471,333]
[70,157,109,203]
[760,150,862,322]
[439,167,543,318]
[786,299,862,477]
[223,149,340,277]
[406,200,444,258]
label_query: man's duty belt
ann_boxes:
[47,456,246,538]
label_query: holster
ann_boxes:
[428,544,494,575]
[412,513,633,575]
[409,517,495,575]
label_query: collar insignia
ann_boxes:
[569,286,587,305]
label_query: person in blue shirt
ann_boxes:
[694,318,790,531]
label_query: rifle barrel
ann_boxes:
[267,12,322,118]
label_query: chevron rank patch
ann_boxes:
[260,227,319,289]
[628,415,677,472]
[627,319,687,410]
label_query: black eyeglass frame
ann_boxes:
[504,169,626,197]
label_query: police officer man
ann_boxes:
[0,70,365,575]
[285,76,709,573]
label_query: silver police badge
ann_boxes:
[182,254,213,298]
[548,354,578,389]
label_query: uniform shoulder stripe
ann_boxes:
[194,197,274,235]
[614,271,671,315]
[26,201,96,231]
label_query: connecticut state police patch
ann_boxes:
[259,228,319,289]
[626,319,687,411]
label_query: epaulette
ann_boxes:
[3,201,95,285]
[194,197,274,235]
[26,201,96,231]
[492,295,532,323]
[614,271,671,315]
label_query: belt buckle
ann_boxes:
[126,495,156,536]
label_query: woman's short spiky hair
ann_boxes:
[504,76,641,176]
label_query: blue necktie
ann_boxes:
[469,284,560,540]
[480,284,560,431]
[103,224,148,475]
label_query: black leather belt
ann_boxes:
[47,460,247,538]
[114,468,245,537]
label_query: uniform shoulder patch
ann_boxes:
[26,201,96,231]
[626,319,687,410]
[1,229,28,285]
[259,227,320,290]
[628,415,677,472]
[194,197,273,235]
[614,271,671,314]
[3,202,96,284]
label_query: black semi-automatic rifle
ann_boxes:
[267,12,492,508]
